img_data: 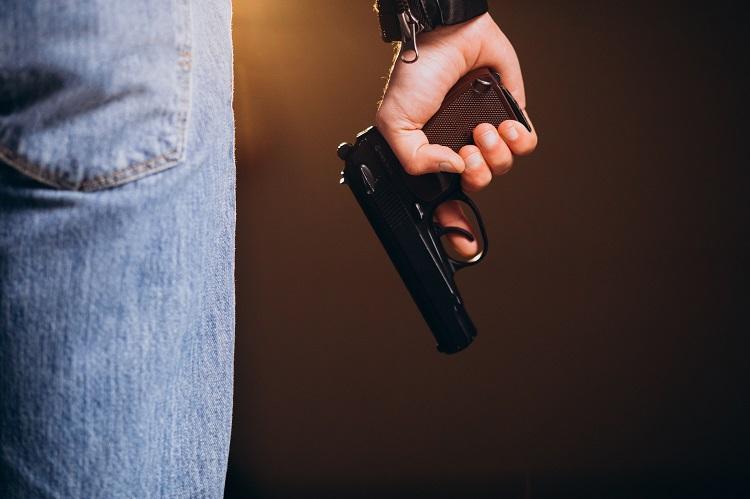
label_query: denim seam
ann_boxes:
[0,144,183,191]
[0,0,193,193]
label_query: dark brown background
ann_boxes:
[226,1,748,498]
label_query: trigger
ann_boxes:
[433,224,475,242]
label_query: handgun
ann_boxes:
[338,68,530,354]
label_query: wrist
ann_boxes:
[376,0,489,43]
[377,0,489,64]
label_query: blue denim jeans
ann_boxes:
[0,1,235,497]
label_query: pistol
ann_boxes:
[338,68,530,354]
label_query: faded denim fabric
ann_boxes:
[0,0,236,497]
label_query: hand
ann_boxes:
[376,13,538,257]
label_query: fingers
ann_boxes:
[458,145,492,192]
[377,124,465,175]
[434,201,478,258]
[498,116,538,156]
[380,118,536,180]
[471,114,538,177]
[473,123,513,175]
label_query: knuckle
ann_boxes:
[499,120,517,135]
[476,133,502,155]
[474,123,497,139]
[403,161,422,175]
[459,144,480,157]
[489,153,513,175]
[475,171,493,189]
[515,133,538,156]
[479,166,493,184]
[462,150,484,171]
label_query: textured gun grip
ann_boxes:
[422,68,529,152]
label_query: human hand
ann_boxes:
[376,13,538,257]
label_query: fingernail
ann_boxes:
[439,161,460,173]
[477,129,499,148]
[500,123,519,141]
[465,152,483,170]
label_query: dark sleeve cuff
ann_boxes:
[437,0,489,26]
[377,0,489,42]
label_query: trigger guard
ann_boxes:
[431,194,489,271]
[433,224,475,242]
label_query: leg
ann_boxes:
[0,0,235,496]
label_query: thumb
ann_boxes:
[377,121,465,175]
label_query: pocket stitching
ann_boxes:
[0,0,193,192]
[0,142,184,192]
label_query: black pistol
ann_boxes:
[338,68,530,354]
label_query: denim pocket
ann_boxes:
[0,0,192,191]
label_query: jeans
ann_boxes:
[0,1,235,497]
